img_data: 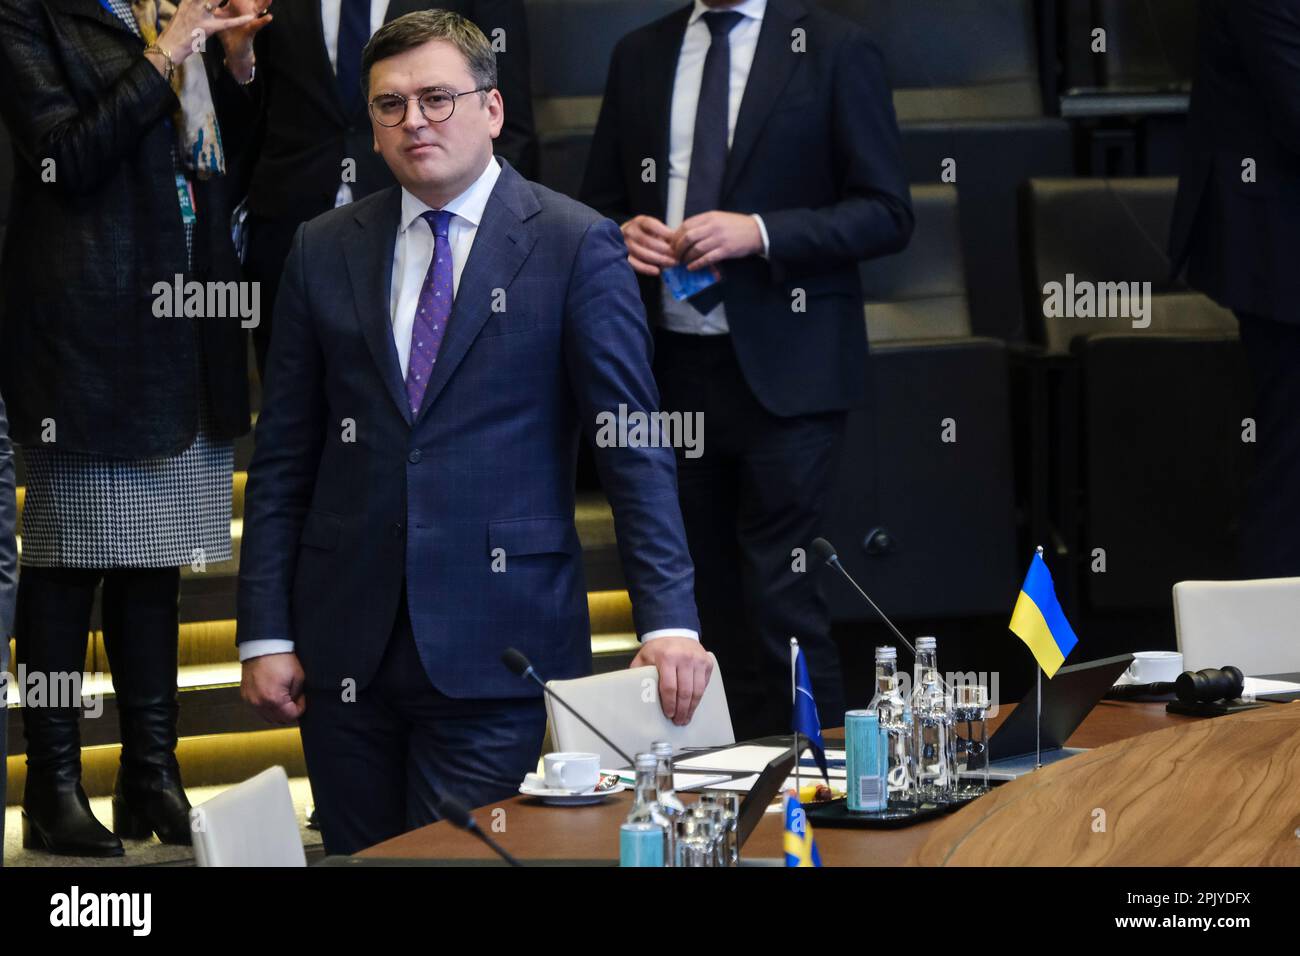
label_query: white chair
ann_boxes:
[545,654,734,768]
[1172,577,1300,675]
[190,765,307,867]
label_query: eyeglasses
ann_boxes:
[368,87,491,127]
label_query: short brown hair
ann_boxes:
[360,9,497,101]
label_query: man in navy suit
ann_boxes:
[581,0,912,738]
[236,10,712,854]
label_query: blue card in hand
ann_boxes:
[662,263,722,301]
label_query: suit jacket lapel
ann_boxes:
[648,7,693,217]
[721,0,807,200]
[343,187,413,425]
[413,159,539,424]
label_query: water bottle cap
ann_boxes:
[651,741,673,756]
[917,636,937,650]
[635,752,658,770]
[875,645,897,661]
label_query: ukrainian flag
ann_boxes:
[1009,550,1078,678]
[783,790,822,867]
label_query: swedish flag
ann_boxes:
[783,790,823,867]
[1009,550,1079,678]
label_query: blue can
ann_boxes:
[619,823,665,867]
[845,709,887,812]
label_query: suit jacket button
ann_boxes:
[392,522,403,537]
[408,449,422,464]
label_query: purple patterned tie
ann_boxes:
[406,209,455,415]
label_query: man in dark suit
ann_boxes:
[236,10,712,854]
[1169,0,1300,578]
[581,0,912,738]
[0,390,15,866]
[241,0,538,378]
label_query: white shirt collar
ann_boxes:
[398,153,502,234]
[688,0,767,27]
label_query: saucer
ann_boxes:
[519,773,626,806]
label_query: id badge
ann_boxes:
[662,262,721,301]
[175,173,197,225]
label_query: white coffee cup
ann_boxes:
[1126,650,1184,684]
[543,752,600,792]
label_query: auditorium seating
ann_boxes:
[820,0,1074,343]
[1021,177,1252,614]
[824,184,1020,622]
[1056,0,1198,176]
[525,0,681,198]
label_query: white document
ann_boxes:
[675,744,792,773]
[1245,677,1300,696]
[702,774,845,794]
[607,769,732,790]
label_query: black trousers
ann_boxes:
[298,595,547,856]
[1236,312,1300,578]
[653,329,848,741]
[243,213,304,381]
[14,566,181,776]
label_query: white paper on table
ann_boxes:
[675,744,791,773]
[701,774,845,795]
[797,747,847,778]
[1245,677,1300,696]
[606,769,732,790]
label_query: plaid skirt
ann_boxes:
[19,399,233,570]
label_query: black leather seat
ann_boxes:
[822,0,1074,343]
[825,185,1020,621]
[1021,177,1253,612]
[1057,0,1198,175]
[525,0,681,199]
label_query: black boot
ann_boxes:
[112,757,193,845]
[16,566,123,857]
[22,771,124,857]
[101,567,192,845]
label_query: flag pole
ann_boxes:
[790,637,800,797]
[1035,545,1044,771]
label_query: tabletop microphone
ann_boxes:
[501,648,637,769]
[811,537,918,660]
[433,794,522,867]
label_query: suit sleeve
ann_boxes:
[0,390,16,639]
[0,0,179,195]
[1231,0,1300,157]
[474,0,539,178]
[579,37,633,223]
[563,218,700,636]
[235,224,328,646]
[759,33,913,279]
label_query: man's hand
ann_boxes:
[620,214,679,276]
[241,651,306,725]
[631,638,714,726]
[672,211,763,270]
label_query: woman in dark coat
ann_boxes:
[0,0,269,856]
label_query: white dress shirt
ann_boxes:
[239,154,697,660]
[390,154,502,377]
[323,0,391,208]
[660,0,770,335]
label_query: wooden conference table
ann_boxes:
[357,698,1300,866]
